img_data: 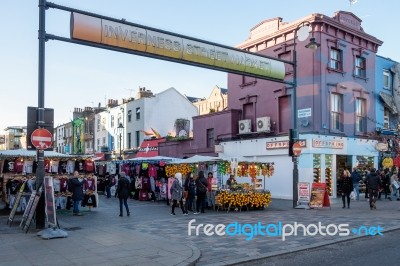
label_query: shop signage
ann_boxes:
[312,139,344,149]
[297,108,312,118]
[375,142,388,152]
[309,183,330,208]
[266,140,306,149]
[298,182,310,204]
[136,138,166,157]
[44,176,57,227]
[382,157,394,168]
[70,13,285,81]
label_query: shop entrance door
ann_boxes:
[336,155,352,197]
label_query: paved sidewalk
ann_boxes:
[0,194,399,266]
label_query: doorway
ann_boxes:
[336,155,352,197]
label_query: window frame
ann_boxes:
[330,93,343,132]
[383,69,391,90]
[383,108,390,129]
[329,47,343,71]
[354,56,366,78]
[355,98,366,133]
[136,107,141,120]
[206,128,215,148]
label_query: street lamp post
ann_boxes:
[115,123,124,160]
[290,22,320,209]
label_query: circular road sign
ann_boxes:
[31,128,53,150]
[292,142,302,156]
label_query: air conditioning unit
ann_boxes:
[256,116,271,132]
[238,119,252,134]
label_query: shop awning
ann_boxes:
[135,138,166,158]
[0,149,73,158]
[379,91,398,114]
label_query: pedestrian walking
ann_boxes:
[206,172,216,209]
[388,170,400,201]
[194,171,208,214]
[115,173,130,217]
[350,167,361,200]
[184,172,196,212]
[170,172,187,216]
[341,169,353,208]
[364,168,382,210]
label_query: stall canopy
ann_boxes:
[175,155,223,164]
[127,156,182,163]
[0,149,73,158]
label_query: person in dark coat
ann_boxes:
[195,171,208,214]
[184,172,196,212]
[70,171,84,216]
[340,169,353,208]
[115,172,130,217]
[365,168,382,210]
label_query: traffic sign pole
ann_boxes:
[36,0,47,230]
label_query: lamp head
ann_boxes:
[305,38,320,51]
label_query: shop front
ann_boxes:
[218,134,379,199]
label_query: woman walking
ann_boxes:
[341,169,353,209]
[170,173,187,216]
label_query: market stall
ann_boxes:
[0,149,97,212]
[165,155,274,210]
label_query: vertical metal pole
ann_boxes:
[119,133,122,160]
[292,48,299,209]
[36,0,46,229]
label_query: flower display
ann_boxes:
[217,190,271,210]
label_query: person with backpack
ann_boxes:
[115,172,130,217]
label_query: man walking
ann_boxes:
[69,171,84,216]
[364,168,382,210]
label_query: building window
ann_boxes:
[354,56,366,78]
[102,137,106,145]
[331,93,343,131]
[96,119,100,132]
[111,115,115,128]
[135,131,140,147]
[136,108,141,120]
[127,110,132,122]
[97,139,100,151]
[383,70,391,90]
[383,108,390,129]
[206,128,214,148]
[329,48,342,71]
[355,98,366,133]
[127,133,131,149]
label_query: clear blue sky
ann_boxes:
[1,0,399,133]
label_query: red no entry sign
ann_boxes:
[292,142,302,156]
[31,128,53,150]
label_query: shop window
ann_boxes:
[355,98,366,133]
[331,93,343,131]
[354,56,366,78]
[313,154,321,183]
[383,69,391,90]
[325,155,333,196]
[329,48,343,71]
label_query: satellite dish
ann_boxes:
[301,119,309,127]
[297,25,310,42]
[178,129,188,137]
